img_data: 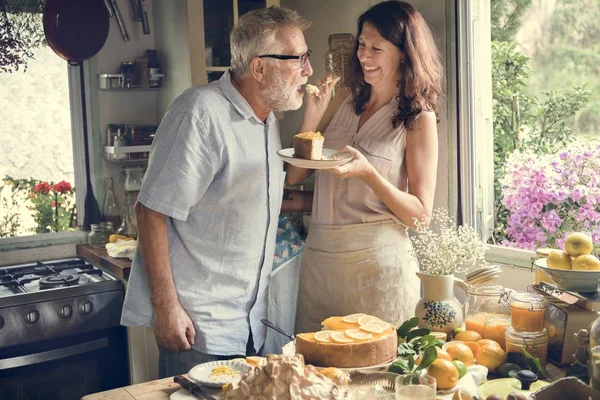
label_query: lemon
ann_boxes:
[359,321,389,334]
[344,329,373,340]
[330,332,354,343]
[357,315,381,326]
[342,313,367,323]
[314,330,334,343]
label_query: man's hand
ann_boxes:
[153,302,196,352]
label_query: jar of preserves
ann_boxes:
[325,33,354,90]
[510,292,546,332]
[88,224,107,249]
[505,326,549,367]
[465,284,510,337]
[589,315,600,390]
[484,314,511,350]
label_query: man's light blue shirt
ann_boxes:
[121,71,285,355]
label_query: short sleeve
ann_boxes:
[137,111,219,221]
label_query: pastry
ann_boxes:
[292,131,324,160]
[295,313,398,368]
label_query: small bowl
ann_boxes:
[534,258,600,292]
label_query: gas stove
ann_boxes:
[0,257,124,349]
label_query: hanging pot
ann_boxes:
[43,0,110,66]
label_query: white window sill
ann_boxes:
[0,231,88,251]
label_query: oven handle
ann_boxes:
[0,337,108,370]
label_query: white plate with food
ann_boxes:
[534,258,600,292]
[277,148,352,169]
[188,360,250,388]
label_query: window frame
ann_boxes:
[455,0,536,268]
[0,61,94,251]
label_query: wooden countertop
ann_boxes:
[77,244,132,280]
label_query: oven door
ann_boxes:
[0,326,129,400]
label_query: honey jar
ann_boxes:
[509,292,546,332]
[505,326,549,367]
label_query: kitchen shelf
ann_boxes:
[104,145,151,163]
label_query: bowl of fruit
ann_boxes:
[534,233,600,292]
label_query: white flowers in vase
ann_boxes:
[411,208,488,275]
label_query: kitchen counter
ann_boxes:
[77,243,131,280]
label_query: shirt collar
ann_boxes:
[218,70,276,126]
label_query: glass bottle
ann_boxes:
[145,49,162,88]
[122,166,145,192]
[325,33,355,91]
[88,224,107,249]
[465,284,510,337]
[103,177,121,227]
[117,194,137,239]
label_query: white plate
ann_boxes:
[534,258,600,292]
[188,360,250,388]
[277,148,352,169]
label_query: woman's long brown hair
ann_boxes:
[347,1,444,129]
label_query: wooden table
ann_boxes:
[77,243,132,280]
[81,376,182,400]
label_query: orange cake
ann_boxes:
[292,131,324,160]
[295,313,398,368]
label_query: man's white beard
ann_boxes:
[263,69,305,112]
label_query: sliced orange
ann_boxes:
[330,331,355,343]
[359,321,389,334]
[344,329,373,341]
[357,315,381,326]
[342,313,367,323]
[245,356,263,367]
[314,330,335,343]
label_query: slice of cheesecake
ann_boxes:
[293,131,324,160]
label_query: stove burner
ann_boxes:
[39,274,80,289]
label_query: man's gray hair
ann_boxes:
[230,7,311,76]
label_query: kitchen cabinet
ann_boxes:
[154,0,279,116]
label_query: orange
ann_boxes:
[454,330,483,342]
[427,359,459,390]
[443,342,475,366]
[463,341,480,355]
[476,345,506,372]
[477,339,502,350]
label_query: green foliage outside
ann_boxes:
[490,0,596,244]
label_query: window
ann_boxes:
[0,6,89,246]
[459,0,600,266]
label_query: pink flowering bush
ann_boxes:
[500,140,600,252]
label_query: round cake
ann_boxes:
[295,313,398,368]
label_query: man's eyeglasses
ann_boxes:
[258,50,312,69]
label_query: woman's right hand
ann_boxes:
[153,302,196,352]
[302,74,341,126]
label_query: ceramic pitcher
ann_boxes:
[414,272,468,334]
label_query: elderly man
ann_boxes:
[120,7,320,378]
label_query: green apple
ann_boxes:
[547,250,572,270]
[565,233,593,257]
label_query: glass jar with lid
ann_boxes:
[484,314,511,350]
[88,224,107,249]
[505,326,549,367]
[122,166,145,192]
[325,33,355,90]
[465,284,510,337]
[510,292,546,332]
